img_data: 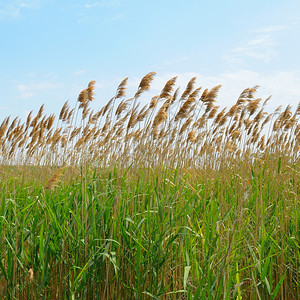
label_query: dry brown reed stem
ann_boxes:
[82,107,91,120]
[0,117,10,139]
[25,111,33,128]
[134,72,156,98]
[238,87,250,99]
[127,105,140,129]
[149,96,159,109]
[88,111,98,125]
[46,114,55,130]
[189,86,202,100]
[115,77,128,99]
[175,96,196,121]
[106,78,130,132]
[194,115,207,129]
[187,130,197,142]
[248,85,260,98]
[214,108,227,125]
[227,104,239,117]
[152,107,168,135]
[101,98,114,116]
[7,117,18,135]
[59,101,69,120]
[253,108,266,124]
[44,166,66,190]
[219,114,228,127]
[136,104,149,122]
[115,99,132,118]
[36,104,44,120]
[200,88,208,102]
[159,76,177,99]
[247,98,262,116]
[69,128,80,141]
[207,105,219,119]
[181,77,197,100]
[87,80,96,102]
[172,87,180,103]
[66,108,74,123]
[179,117,193,135]
[78,89,88,107]
[61,108,70,122]
[203,85,222,103]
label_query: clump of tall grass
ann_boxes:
[0,73,299,299]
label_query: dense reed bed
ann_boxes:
[0,72,299,299]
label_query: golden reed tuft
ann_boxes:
[0,73,298,169]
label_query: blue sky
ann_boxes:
[0,0,300,121]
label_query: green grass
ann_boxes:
[0,159,298,299]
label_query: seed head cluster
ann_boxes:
[0,72,299,168]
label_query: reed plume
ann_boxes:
[44,166,66,190]
[134,72,156,98]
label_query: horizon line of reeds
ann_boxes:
[0,72,299,168]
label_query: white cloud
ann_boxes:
[247,35,275,47]
[76,1,123,23]
[226,34,276,63]
[73,70,87,76]
[256,25,290,33]
[0,0,40,21]
[224,24,292,64]
[83,0,121,9]
[17,82,59,98]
